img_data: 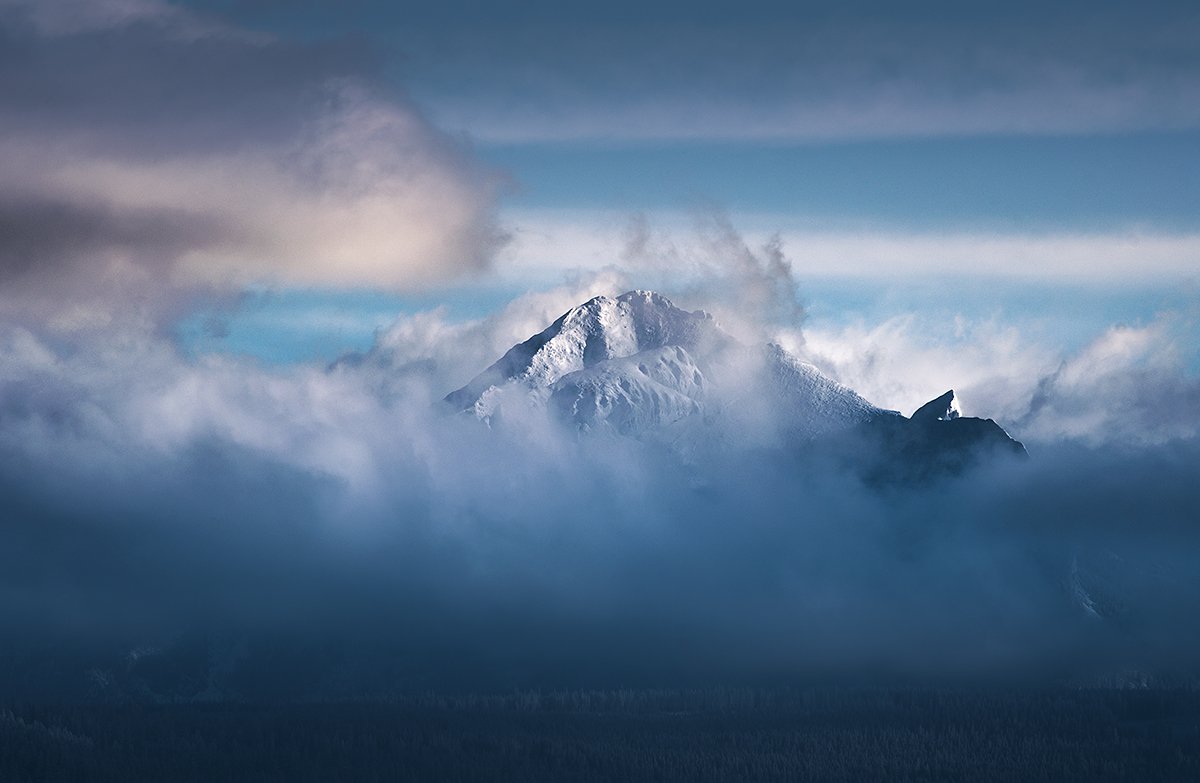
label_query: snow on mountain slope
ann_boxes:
[549,346,707,435]
[763,343,894,439]
[445,290,724,415]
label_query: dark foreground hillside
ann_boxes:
[3,688,1200,782]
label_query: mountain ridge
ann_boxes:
[445,289,1026,475]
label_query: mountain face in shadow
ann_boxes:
[846,389,1028,485]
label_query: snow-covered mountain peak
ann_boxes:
[445,290,723,412]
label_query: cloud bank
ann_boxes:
[503,209,1200,283]
[1,276,1198,697]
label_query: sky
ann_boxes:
[1,0,1199,696]
[2,0,1197,369]
[158,0,1200,368]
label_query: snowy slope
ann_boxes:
[549,345,708,435]
[445,290,900,440]
[445,290,724,416]
[763,343,893,439]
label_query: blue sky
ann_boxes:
[484,134,1200,230]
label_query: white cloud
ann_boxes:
[500,209,1200,283]
[798,312,1200,446]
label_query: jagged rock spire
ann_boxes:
[911,390,961,422]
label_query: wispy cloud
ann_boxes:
[500,209,1200,282]
[797,310,1200,445]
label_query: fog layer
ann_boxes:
[0,283,1198,697]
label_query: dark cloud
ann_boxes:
[0,13,377,155]
[0,0,507,329]
[0,196,232,277]
[241,0,1200,141]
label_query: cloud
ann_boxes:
[0,0,507,329]
[799,310,1200,446]
[1016,319,1200,445]
[0,0,183,35]
[620,211,805,338]
[0,281,1199,696]
[352,268,631,393]
[503,209,1200,282]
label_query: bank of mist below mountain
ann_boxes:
[0,292,1198,701]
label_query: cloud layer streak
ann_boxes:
[370,0,1200,142]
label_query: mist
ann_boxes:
[1,295,1198,701]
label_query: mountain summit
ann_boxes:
[445,290,877,437]
[444,290,724,416]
